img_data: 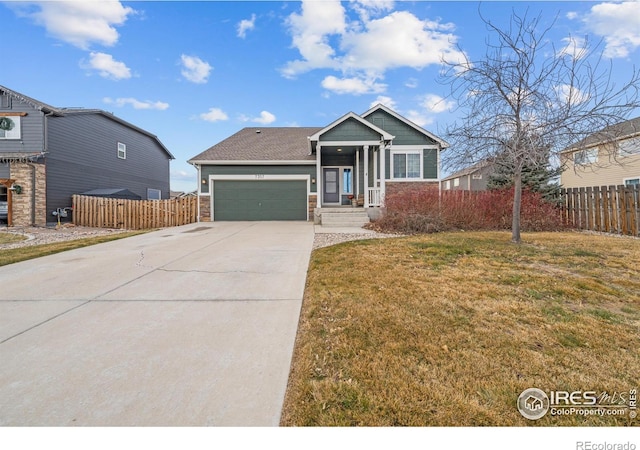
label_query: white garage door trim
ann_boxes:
[209,174,311,222]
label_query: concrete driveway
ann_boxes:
[0,221,314,426]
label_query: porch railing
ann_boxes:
[367,187,382,207]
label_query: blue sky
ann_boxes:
[1,0,639,193]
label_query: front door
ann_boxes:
[323,168,339,203]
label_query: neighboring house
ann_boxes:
[188,104,448,222]
[561,117,640,189]
[0,85,174,226]
[441,159,495,191]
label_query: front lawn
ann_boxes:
[281,231,640,426]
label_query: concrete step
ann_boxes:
[320,211,370,227]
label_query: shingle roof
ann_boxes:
[189,127,322,163]
[564,116,640,152]
[442,159,494,181]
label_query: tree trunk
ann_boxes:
[511,169,522,243]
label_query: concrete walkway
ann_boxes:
[0,222,314,426]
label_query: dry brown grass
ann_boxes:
[281,231,640,426]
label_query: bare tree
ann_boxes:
[441,9,640,243]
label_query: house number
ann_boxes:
[255,174,265,179]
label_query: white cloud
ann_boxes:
[421,93,454,114]
[84,52,131,80]
[281,1,465,95]
[103,97,168,110]
[580,1,640,58]
[370,95,397,110]
[240,111,277,124]
[557,36,588,60]
[321,75,386,95]
[237,13,256,38]
[200,108,228,122]
[405,110,434,128]
[555,84,589,105]
[10,0,134,49]
[405,78,419,89]
[180,55,212,84]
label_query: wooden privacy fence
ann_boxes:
[560,185,640,236]
[72,195,198,229]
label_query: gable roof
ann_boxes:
[189,127,322,163]
[308,111,394,142]
[362,103,450,149]
[442,159,494,181]
[563,116,640,153]
[0,85,174,160]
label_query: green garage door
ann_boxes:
[213,180,307,221]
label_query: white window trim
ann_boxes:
[453,177,460,187]
[617,137,640,158]
[574,148,598,166]
[147,188,161,200]
[391,149,422,180]
[117,142,127,159]
[623,177,640,186]
[0,116,21,140]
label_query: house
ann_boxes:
[441,159,495,191]
[560,117,640,189]
[188,104,448,222]
[0,85,174,227]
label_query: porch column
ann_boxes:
[316,144,322,206]
[363,145,369,208]
[380,143,386,206]
[355,149,360,199]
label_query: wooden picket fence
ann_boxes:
[560,185,640,236]
[72,195,198,230]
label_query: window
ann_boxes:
[147,188,161,200]
[0,116,21,139]
[574,148,597,165]
[117,142,127,159]
[342,168,352,193]
[453,178,460,187]
[624,178,639,187]
[472,174,483,180]
[392,151,421,179]
[618,137,640,157]
[444,180,450,190]
[0,95,11,109]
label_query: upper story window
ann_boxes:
[392,150,421,179]
[0,94,11,109]
[147,188,161,200]
[453,177,460,187]
[624,178,639,187]
[617,137,640,157]
[444,180,451,190]
[0,116,21,139]
[574,148,598,166]
[117,142,127,159]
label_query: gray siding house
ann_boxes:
[188,104,448,222]
[0,85,173,226]
[441,160,495,191]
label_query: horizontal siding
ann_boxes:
[201,165,316,193]
[0,97,44,154]
[561,149,640,188]
[46,114,171,214]
[365,110,437,146]
[0,163,9,178]
[320,117,380,141]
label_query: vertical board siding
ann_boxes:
[72,195,197,229]
[560,185,640,236]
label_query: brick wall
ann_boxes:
[9,162,46,227]
[308,194,317,220]
[199,195,211,222]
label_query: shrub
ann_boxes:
[373,188,565,234]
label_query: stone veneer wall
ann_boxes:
[385,181,439,197]
[199,195,211,222]
[308,194,317,221]
[10,162,46,227]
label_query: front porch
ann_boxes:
[313,206,372,227]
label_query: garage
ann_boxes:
[212,179,308,221]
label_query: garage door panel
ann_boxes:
[213,180,307,221]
